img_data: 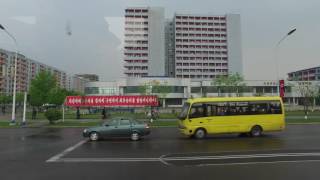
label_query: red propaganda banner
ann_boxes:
[279,80,285,98]
[65,96,159,107]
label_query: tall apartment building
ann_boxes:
[173,13,242,80]
[0,49,68,94]
[122,8,243,80]
[123,7,165,77]
[165,19,175,77]
[288,66,320,81]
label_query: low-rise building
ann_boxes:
[288,66,320,81]
[84,77,316,107]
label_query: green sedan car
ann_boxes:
[83,117,151,141]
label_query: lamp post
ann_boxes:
[275,28,296,96]
[0,24,18,125]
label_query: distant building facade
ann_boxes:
[123,7,243,80]
[288,66,320,81]
[84,77,313,107]
[0,48,68,94]
[173,13,242,79]
[123,7,165,77]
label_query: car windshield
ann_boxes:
[102,119,119,126]
[178,102,190,120]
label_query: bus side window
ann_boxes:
[189,103,205,118]
[206,103,217,117]
[269,101,282,114]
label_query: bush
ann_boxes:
[45,109,62,124]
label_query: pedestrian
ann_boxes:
[1,106,5,115]
[32,107,37,120]
[102,108,106,119]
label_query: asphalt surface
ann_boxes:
[1,125,320,180]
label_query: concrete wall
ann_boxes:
[226,14,243,75]
[148,7,165,76]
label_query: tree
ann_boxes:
[48,87,68,106]
[0,94,11,114]
[293,81,319,119]
[138,80,171,107]
[29,71,57,107]
[212,73,246,97]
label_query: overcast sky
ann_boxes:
[0,0,319,81]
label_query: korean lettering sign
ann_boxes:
[65,96,158,107]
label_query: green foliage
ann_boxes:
[66,90,83,96]
[16,93,25,104]
[138,84,148,95]
[48,88,67,105]
[29,71,57,107]
[44,109,62,124]
[138,80,171,98]
[293,81,319,114]
[29,71,75,107]
[212,73,246,97]
[0,95,11,104]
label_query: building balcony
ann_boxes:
[123,62,148,67]
[124,69,148,74]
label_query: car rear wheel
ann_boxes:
[89,132,99,141]
[194,128,206,139]
[250,125,262,137]
[131,132,140,141]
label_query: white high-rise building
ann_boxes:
[174,13,242,80]
[123,8,243,80]
[123,7,165,77]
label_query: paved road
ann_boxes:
[1,125,320,180]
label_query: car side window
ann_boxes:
[120,119,131,126]
[108,119,119,126]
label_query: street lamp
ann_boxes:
[0,24,18,125]
[275,28,296,96]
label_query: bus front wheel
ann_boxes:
[250,125,262,137]
[194,128,206,139]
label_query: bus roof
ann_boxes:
[186,96,282,104]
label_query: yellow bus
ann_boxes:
[178,96,285,139]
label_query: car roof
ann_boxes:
[112,117,134,121]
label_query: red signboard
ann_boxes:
[279,80,285,98]
[65,96,159,107]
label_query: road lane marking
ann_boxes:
[162,152,320,161]
[56,157,160,163]
[46,140,87,162]
[196,159,320,167]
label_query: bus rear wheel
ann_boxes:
[194,128,206,139]
[250,125,262,137]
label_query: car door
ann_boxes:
[102,119,120,137]
[117,119,132,137]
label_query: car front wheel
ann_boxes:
[89,132,99,141]
[131,132,140,141]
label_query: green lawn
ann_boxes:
[27,111,179,120]
[286,111,320,116]
[0,121,20,128]
[1,110,320,128]
[48,120,102,127]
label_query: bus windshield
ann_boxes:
[178,103,190,120]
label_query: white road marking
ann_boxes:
[46,140,87,162]
[196,159,320,167]
[162,152,320,161]
[57,157,160,163]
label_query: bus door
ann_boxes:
[204,103,231,133]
